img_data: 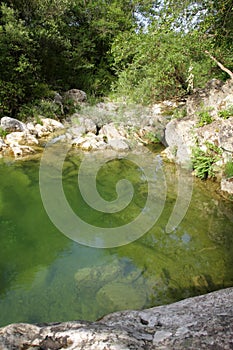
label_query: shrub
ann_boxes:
[192,142,222,179]
[225,161,233,178]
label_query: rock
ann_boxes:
[0,288,232,349]
[26,122,36,134]
[5,132,38,146]
[219,118,233,152]
[41,118,64,132]
[31,118,64,138]
[74,260,122,291]
[72,134,107,151]
[10,144,35,157]
[0,138,7,150]
[79,117,97,134]
[186,78,233,117]
[1,117,26,132]
[64,89,87,104]
[221,177,233,194]
[164,118,196,164]
[97,282,146,311]
[108,139,129,151]
[68,125,86,139]
[99,123,122,140]
[33,123,50,138]
[53,92,64,114]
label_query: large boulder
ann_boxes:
[0,288,232,349]
[64,89,87,104]
[163,118,196,164]
[1,117,26,132]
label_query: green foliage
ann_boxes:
[196,110,214,127]
[17,97,78,121]
[218,105,233,119]
[0,0,141,116]
[172,107,187,120]
[111,29,216,104]
[0,0,232,115]
[224,161,233,178]
[0,127,8,139]
[145,132,160,144]
[192,142,222,179]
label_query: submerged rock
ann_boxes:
[97,281,146,310]
[0,288,232,349]
[108,138,129,151]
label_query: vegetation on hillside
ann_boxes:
[0,0,232,118]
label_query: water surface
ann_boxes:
[0,151,232,326]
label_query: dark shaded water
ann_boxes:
[0,151,233,326]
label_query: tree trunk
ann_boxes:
[205,50,233,79]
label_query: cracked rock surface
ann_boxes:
[0,287,232,349]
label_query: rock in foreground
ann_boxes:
[0,287,232,349]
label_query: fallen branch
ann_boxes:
[205,50,233,80]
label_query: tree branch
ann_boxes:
[205,50,233,80]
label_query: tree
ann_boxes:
[110,0,233,103]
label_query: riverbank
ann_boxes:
[0,287,232,349]
[1,79,233,196]
[0,80,233,195]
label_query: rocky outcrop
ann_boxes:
[163,79,233,193]
[186,78,233,117]
[0,117,64,157]
[0,287,232,349]
[0,99,170,156]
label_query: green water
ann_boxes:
[0,151,233,326]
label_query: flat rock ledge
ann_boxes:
[0,288,232,350]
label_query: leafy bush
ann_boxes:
[17,97,79,121]
[111,28,217,104]
[192,143,222,179]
